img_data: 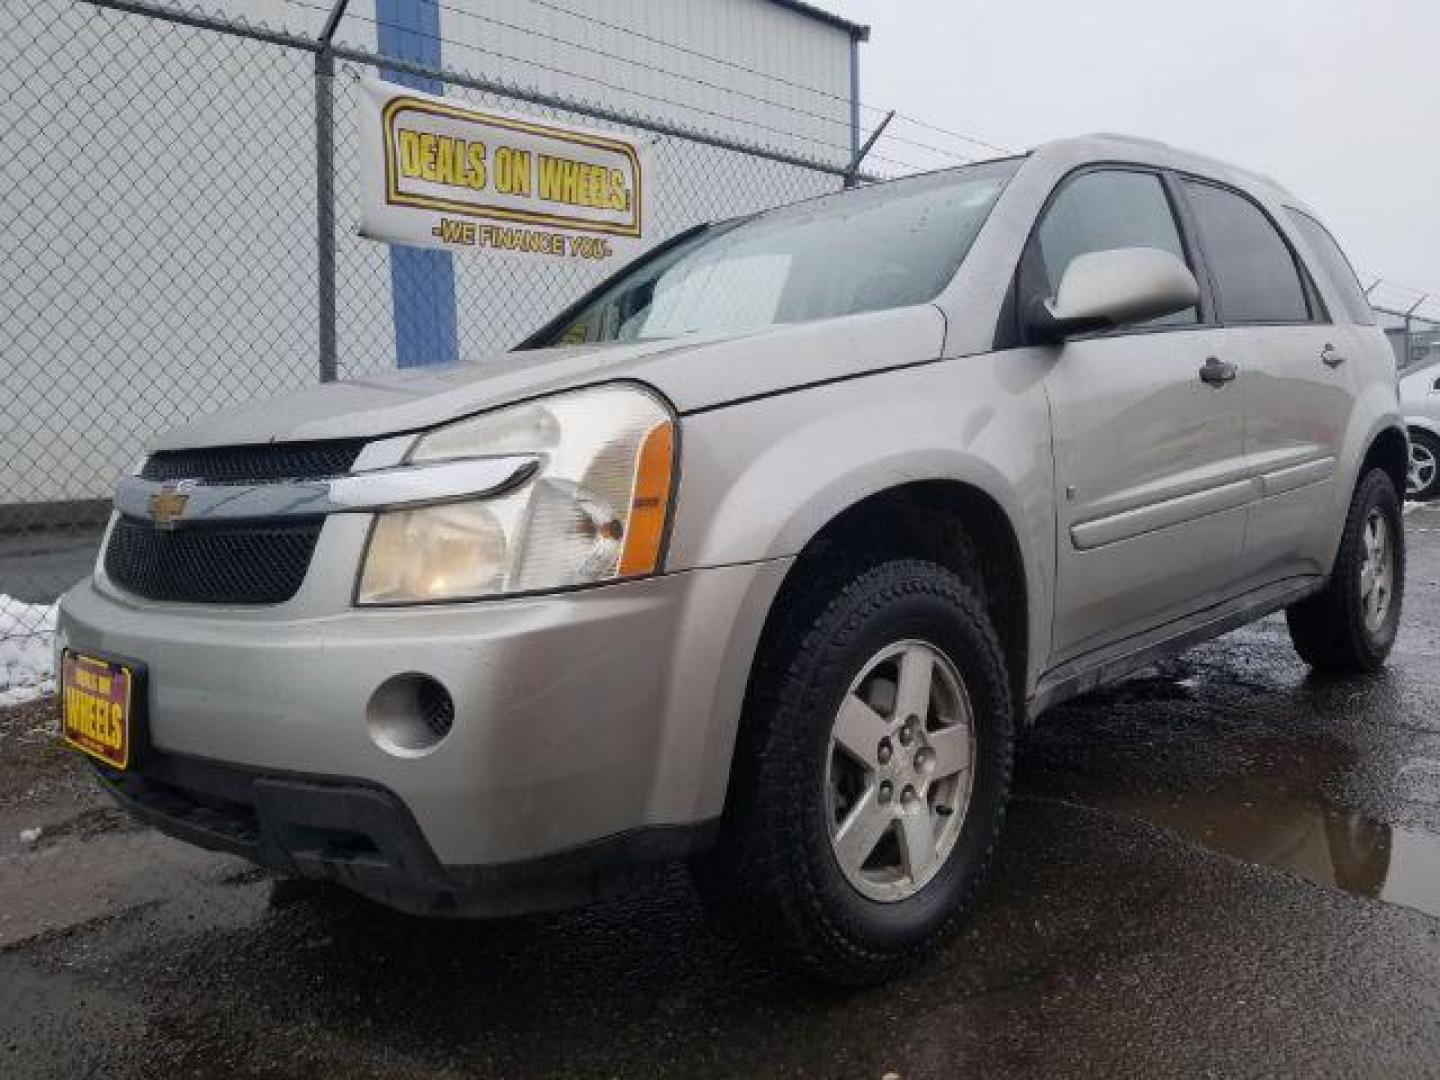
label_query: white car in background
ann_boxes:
[1402,360,1440,499]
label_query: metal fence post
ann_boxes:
[844,110,893,188]
[1405,295,1430,370]
[314,0,350,383]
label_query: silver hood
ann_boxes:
[149,305,946,451]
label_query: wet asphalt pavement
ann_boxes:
[5,508,1440,1078]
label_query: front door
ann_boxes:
[1047,330,1249,664]
[1027,167,1249,665]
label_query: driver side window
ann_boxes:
[1036,169,1199,326]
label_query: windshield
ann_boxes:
[526,158,1021,347]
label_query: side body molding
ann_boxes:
[1069,454,1338,551]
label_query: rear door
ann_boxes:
[1035,168,1250,665]
[1179,180,1357,586]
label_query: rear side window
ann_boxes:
[1286,209,1376,326]
[1035,169,1197,325]
[1183,181,1310,324]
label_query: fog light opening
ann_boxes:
[366,674,454,757]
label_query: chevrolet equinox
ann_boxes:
[58,135,1406,985]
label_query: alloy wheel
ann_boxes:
[1408,442,1436,496]
[824,639,976,903]
[1359,509,1395,633]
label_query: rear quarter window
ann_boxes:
[1285,209,1377,326]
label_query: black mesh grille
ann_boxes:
[418,681,455,738]
[105,516,323,604]
[141,440,364,485]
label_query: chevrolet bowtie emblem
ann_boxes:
[147,484,191,528]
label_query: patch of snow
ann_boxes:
[0,596,58,706]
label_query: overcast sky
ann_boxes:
[826,0,1440,315]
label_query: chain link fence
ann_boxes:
[1365,279,1440,372]
[0,0,853,690]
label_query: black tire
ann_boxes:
[1285,469,1404,673]
[695,558,1013,986]
[1407,429,1440,501]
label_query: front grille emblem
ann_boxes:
[147,482,192,529]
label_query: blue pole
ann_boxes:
[376,0,459,368]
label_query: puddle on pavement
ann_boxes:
[1090,790,1440,918]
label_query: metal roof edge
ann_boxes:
[764,0,870,40]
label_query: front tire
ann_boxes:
[1286,468,1404,673]
[696,558,1013,986]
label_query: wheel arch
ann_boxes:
[1323,385,1409,569]
[1363,423,1410,498]
[746,479,1033,728]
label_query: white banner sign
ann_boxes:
[358,78,646,264]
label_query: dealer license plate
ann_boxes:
[60,650,135,769]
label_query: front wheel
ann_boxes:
[1286,468,1404,673]
[695,558,1014,986]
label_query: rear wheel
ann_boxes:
[1286,468,1403,673]
[1407,430,1440,501]
[695,558,1013,986]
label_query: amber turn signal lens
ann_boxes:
[618,419,675,576]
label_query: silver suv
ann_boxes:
[57,135,1405,985]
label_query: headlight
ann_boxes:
[357,384,676,604]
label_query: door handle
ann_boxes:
[1199,356,1237,387]
[1321,343,1347,368]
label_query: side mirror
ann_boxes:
[1027,247,1200,344]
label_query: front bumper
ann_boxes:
[91,751,713,916]
[58,558,789,905]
